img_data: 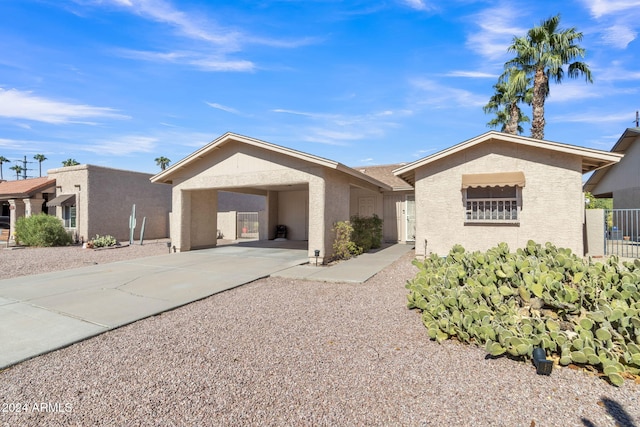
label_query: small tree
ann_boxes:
[155,156,171,171]
[33,154,47,177]
[9,164,24,179]
[62,159,80,167]
[0,156,9,180]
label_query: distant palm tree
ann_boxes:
[62,159,80,167]
[0,156,9,180]
[9,164,24,180]
[155,156,171,171]
[506,14,592,140]
[33,154,47,177]
[484,70,531,135]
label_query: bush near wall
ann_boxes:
[332,215,384,261]
[351,214,383,252]
[406,240,640,386]
[15,214,73,247]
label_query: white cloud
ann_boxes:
[554,111,633,123]
[205,102,241,115]
[581,0,640,18]
[0,88,128,124]
[445,71,498,78]
[117,49,255,72]
[601,24,637,48]
[410,78,487,108]
[272,108,406,145]
[546,82,602,103]
[80,135,158,155]
[465,5,527,61]
[400,0,435,12]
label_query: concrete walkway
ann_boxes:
[0,243,413,369]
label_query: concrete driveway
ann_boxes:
[0,244,308,369]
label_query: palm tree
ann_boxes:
[486,108,530,135]
[33,154,47,177]
[155,156,171,171]
[506,14,592,140]
[484,67,531,135]
[9,164,24,180]
[0,156,9,180]
[62,159,80,167]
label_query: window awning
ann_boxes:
[461,172,526,189]
[47,194,76,207]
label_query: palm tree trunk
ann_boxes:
[531,68,547,140]
[506,102,520,135]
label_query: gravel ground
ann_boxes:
[1,246,640,426]
[0,240,172,280]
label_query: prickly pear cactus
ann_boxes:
[406,240,640,386]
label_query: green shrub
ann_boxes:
[14,214,72,247]
[351,214,383,252]
[406,240,640,386]
[91,234,118,248]
[332,220,362,260]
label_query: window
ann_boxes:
[63,205,76,228]
[465,186,519,223]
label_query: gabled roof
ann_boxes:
[0,177,56,200]
[393,131,624,186]
[583,128,640,195]
[151,132,392,190]
[355,164,413,191]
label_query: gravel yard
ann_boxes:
[1,245,639,426]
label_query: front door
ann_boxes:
[406,195,415,241]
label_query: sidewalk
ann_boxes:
[0,243,414,369]
[272,243,414,283]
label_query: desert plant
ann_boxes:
[332,220,362,260]
[14,214,72,247]
[406,240,640,386]
[90,234,118,248]
[351,214,383,252]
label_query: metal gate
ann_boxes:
[237,212,259,239]
[605,209,640,258]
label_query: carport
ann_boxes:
[151,133,390,264]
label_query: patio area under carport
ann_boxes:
[151,133,391,264]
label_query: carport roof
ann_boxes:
[393,131,624,186]
[151,132,392,190]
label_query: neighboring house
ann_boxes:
[152,131,621,263]
[394,132,622,257]
[47,164,172,242]
[584,128,640,208]
[151,132,392,264]
[0,177,56,241]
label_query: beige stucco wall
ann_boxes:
[590,133,640,208]
[48,165,172,242]
[166,141,381,263]
[584,208,605,257]
[413,140,584,257]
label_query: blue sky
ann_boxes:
[0,0,639,176]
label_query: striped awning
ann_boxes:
[461,172,525,189]
[47,194,76,207]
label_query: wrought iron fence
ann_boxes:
[605,209,640,258]
[237,212,259,239]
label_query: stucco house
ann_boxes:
[151,132,393,264]
[152,131,621,263]
[583,128,640,208]
[0,177,56,240]
[394,132,622,257]
[46,164,172,242]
